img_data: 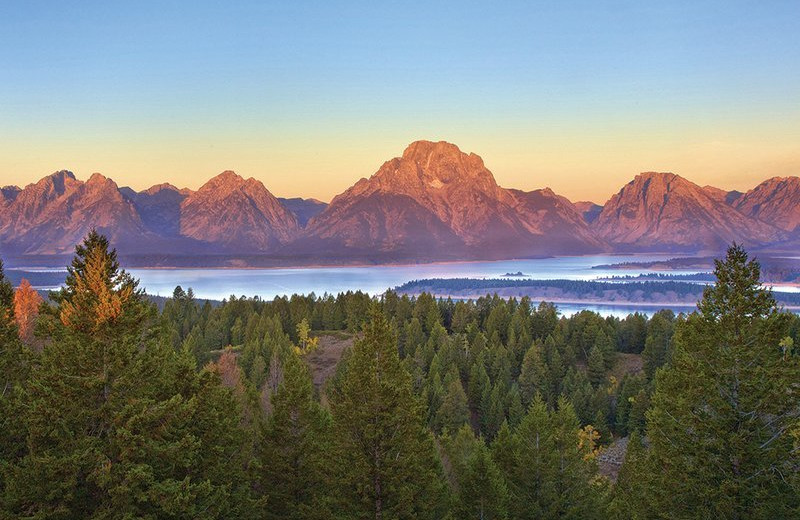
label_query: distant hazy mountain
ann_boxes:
[592,172,785,252]
[573,201,603,223]
[278,197,328,227]
[123,183,190,236]
[1,143,797,264]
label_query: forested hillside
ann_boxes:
[1,235,798,518]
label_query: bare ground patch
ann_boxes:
[305,333,354,391]
[612,352,644,380]
[597,436,629,482]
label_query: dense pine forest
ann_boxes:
[1,232,799,519]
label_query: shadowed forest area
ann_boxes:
[1,233,799,519]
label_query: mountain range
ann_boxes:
[1,140,798,266]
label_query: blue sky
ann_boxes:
[1,1,798,201]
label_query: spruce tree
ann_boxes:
[504,395,605,520]
[455,439,509,519]
[641,309,674,380]
[258,352,332,520]
[506,395,554,520]
[0,261,29,503]
[442,425,509,519]
[328,307,448,519]
[435,377,470,435]
[644,245,800,518]
[518,341,548,406]
[3,232,254,518]
[587,344,606,387]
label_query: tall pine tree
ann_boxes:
[3,232,255,518]
[644,245,800,518]
[0,260,29,503]
[328,307,449,519]
[258,351,333,520]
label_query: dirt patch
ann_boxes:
[612,352,643,381]
[597,436,629,482]
[305,333,354,391]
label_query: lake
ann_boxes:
[122,254,702,317]
[15,253,799,317]
[124,254,686,297]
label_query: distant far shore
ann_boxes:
[394,278,800,310]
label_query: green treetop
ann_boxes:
[644,244,800,518]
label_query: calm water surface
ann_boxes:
[125,254,703,317]
[127,255,690,299]
[22,254,798,316]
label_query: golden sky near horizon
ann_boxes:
[1,123,798,204]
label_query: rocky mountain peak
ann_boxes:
[349,140,500,204]
[179,170,299,251]
[199,170,246,192]
[37,170,77,193]
[1,186,21,203]
[86,172,116,187]
[143,182,182,195]
[49,170,76,181]
[593,171,783,250]
[392,140,492,186]
[633,171,678,182]
[735,175,800,232]
[760,176,799,188]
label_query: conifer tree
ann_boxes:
[504,395,605,520]
[455,438,509,519]
[608,432,652,520]
[328,307,448,519]
[0,261,29,501]
[481,383,506,440]
[441,425,509,519]
[468,356,490,409]
[490,420,518,482]
[587,343,606,387]
[258,352,332,520]
[505,384,525,428]
[644,245,800,518]
[3,232,255,518]
[641,310,674,379]
[506,395,554,520]
[435,377,470,434]
[13,278,42,346]
[518,341,548,406]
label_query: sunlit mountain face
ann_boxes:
[2,141,798,264]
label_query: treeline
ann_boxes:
[595,256,800,284]
[599,273,716,282]
[395,277,800,306]
[1,234,799,518]
[396,277,705,297]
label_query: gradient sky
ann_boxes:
[1,1,799,203]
